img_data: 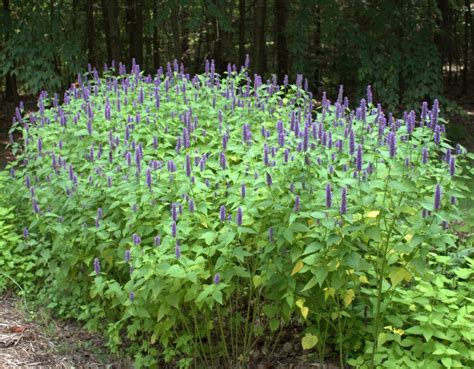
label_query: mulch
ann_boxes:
[0,292,126,368]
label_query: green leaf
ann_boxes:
[301,333,318,350]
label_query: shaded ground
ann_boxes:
[0,292,126,368]
[0,291,341,369]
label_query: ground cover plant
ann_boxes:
[3,59,474,368]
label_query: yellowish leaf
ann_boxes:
[296,298,305,309]
[359,275,369,284]
[252,275,262,288]
[301,333,318,350]
[291,260,304,276]
[366,210,380,218]
[404,233,413,241]
[389,267,412,287]
[301,306,309,319]
[324,287,335,301]
[343,289,355,307]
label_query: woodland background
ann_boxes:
[0,0,473,113]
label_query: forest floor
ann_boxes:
[0,87,472,368]
[0,292,126,368]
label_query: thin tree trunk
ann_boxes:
[251,0,267,75]
[170,0,181,61]
[239,0,245,65]
[86,0,96,66]
[274,0,288,78]
[134,0,144,66]
[314,3,322,86]
[463,0,471,92]
[108,0,122,64]
[152,0,161,68]
[101,0,112,63]
[3,0,18,100]
[126,0,136,65]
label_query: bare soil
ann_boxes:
[0,292,127,368]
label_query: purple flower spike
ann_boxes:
[449,157,455,177]
[154,235,161,246]
[38,138,43,153]
[340,187,347,215]
[125,249,131,263]
[185,154,192,177]
[294,195,300,212]
[93,257,100,275]
[367,85,373,105]
[129,291,135,302]
[268,227,274,242]
[356,145,363,172]
[220,205,226,222]
[422,147,429,164]
[23,227,29,239]
[189,199,195,212]
[133,234,141,245]
[266,173,273,186]
[450,196,457,205]
[213,273,220,285]
[434,184,442,211]
[388,132,396,157]
[32,200,40,214]
[434,125,441,144]
[171,222,177,237]
[175,242,181,258]
[236,207,243,226]
[241,183,246,198]
[97,208,103,219]
[146,168,152,188]
[326,183,332,209]
[220,152,227,170]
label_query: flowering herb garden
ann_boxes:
[1,59,473,368]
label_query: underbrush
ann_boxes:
[1,59,473,368]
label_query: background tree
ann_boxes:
[0,0,471,111]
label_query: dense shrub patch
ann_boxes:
[3,60,473,368]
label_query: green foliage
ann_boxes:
[0,1,84,94]
[0,171,39,294]
[3,64,473,368]
[349,256,474,368]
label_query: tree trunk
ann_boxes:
[313,3,322,86]
[274,0,288,78]
[238,0,245,66]
[101,0,112,63]
[3,0,18,100]
[152,0,161,69]
[101,0,122,65]
[463,0,471,92]
[86,0,96,66]
[125,0,136,65]
[134,0,144,66]
[170,0,181,61]
[251,0,267,75]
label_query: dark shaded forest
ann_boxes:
[1,0,473,111]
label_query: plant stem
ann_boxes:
[370,193,404,369]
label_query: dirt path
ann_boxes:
[0,292,125,368]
